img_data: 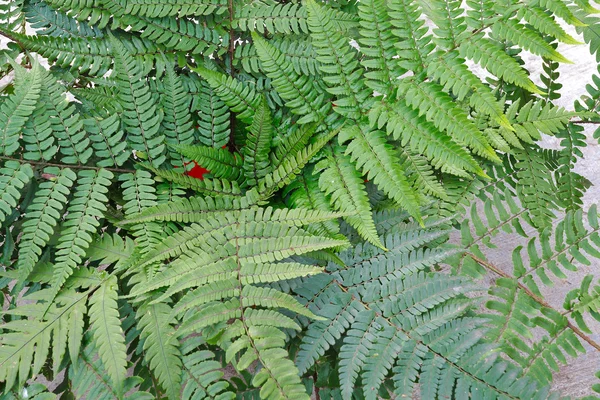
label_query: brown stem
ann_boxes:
[468,253,600,352]
[313,372,320,400]
[571,120,600,124]
[227,0,237,152]
[0,156,136,174]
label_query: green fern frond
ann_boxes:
[88,274,128,396]
[39,68,93,164]
[17,167,76,284]
[136,300,182,399]
[492,19,572,63]
[243,98,274,186]
[357,0,403,96]
[396,79,498,162]
[195,77,231,148]
[51,169,113,293]
[0,161,33,224]
[370,101,483,178]
[22,99,58,161]
[161,64,195,168]
[84,114,130,167]
[180,337,235,400]
[87,233,135,270]
[518,6,583,45]
[306,0,371,120]
[427,53,512,130]
[316,148,383,249]
[236,36,319,76]
[459,35,542,94]
[339,124,422,222]
[69,341,153,400]
[122,0,227,18]
[25,0,102,38]
[388,0,434,73]
[252,32,329,125]
[234,2,357,35]
[111,35,166,167]
[193,65,261,124]
[0,61,42,156]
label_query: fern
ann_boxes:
[51,169,113,294]
[0,160,33,224]
[1,0,598,398]
[17,167,76,283]
[0,62,42,156]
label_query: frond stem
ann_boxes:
[0,156,136,174]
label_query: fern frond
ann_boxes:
[306,0,371,120]
[195,77,230,148]
[69,339,152,400]
[518,6,582,45]
[86,233,135,270]
[17,167,76,284]
[137,300,182,399]
[193,65,261,124]
[40,67,92,164]
[339,124,422,222]
[111,35,166,167]
[427,53,512,130]
[51,169,113,293]
[22,99,58,161]
[243,98,274,186]
[161,64,195,168]
[0,161,33,224]
[252,32,329,125]
[316,148,382,248]
[492,19,572,63]
[120,170,163,256]
[234,3,357,35]
[460,36,542,94]
[256,127,338,199]
[513,146,557,230]
[0,61,42,156]
[84,114,130,167]
[180,337,235,400]
[88,274,128,396]
[122,0,227,18]
[397,80,498,161]
[388,0,434,73]
[370,101,482,178]
[236,36,319,76]
[357,0,403,96]
[25,0,102,38]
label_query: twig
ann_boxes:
[468,253,600,352]
[0,156,136,174]
[571,120,600,124]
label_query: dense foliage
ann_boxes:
[1,0,600,398]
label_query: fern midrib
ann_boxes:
[234,236,290,399]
